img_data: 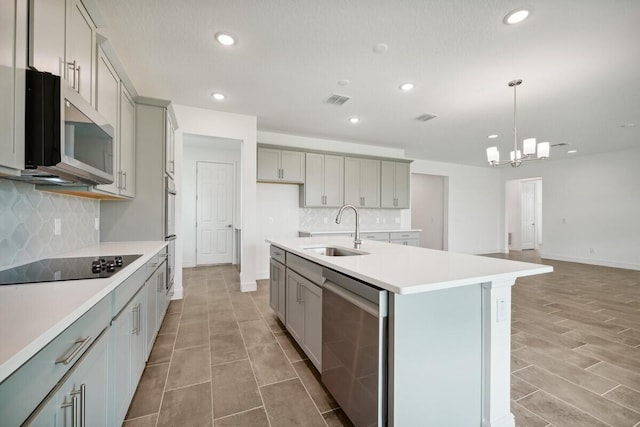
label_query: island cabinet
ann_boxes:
[269,246,286,322]
[303,153,344,207]
[344,157,380,208]
[257,147,305,183]
[381,160,410,208]
[285,268,322,370]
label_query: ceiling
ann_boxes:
[93,0,640,166]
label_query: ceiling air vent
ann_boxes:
[414,113,438,122]
[551,142,569,147]
[325,94,351,106]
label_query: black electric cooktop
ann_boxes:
[0,254,143,286]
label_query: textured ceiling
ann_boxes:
[93,0,640,166]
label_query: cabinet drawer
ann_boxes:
[0,296,110,426]
[390,238,420,247]
[270,245,286,264]
[286,253,324,286]
[360,232,389,241]
[389,231,420,240]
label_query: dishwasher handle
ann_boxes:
[324,281,380,318]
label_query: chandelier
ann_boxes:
[486,79,550,167]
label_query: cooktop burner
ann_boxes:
[0,254,143,286]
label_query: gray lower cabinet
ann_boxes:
[27,329,111,427]
[285,269,322,370]
[269,258,286,322]
[389,231,421,246]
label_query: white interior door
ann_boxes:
[521,181,536,250]
[196,162,234,265]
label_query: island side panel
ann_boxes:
[388,284,482,427]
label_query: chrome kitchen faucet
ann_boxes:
[336,204,362,249]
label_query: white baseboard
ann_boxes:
[171,287,183,300]
[183,261,196,268]
[482,413,515,427]
[541,252,640,271]
[256,270,269,281]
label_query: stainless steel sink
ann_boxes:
[303,246,369,257]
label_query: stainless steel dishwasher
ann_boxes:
[322,268,388,427]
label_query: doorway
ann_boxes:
[505,178,542,251]
[410,174,447,250]
[196,162,234,265]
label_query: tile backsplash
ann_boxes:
[0,179,99,269]
[300,207,404,231]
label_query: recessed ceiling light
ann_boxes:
[488,134,499,139]
[338,79,350,86]
[215,32,236,46]
[503,9,530,25]
[211,92,226,101]
[399,83,414,91]
[373,43,388,54]
[567,150,577,154]
[620,123,636,128]
[348,117,360,124]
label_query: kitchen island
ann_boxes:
[267,236,552,427]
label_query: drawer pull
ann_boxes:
[55,336,92,365]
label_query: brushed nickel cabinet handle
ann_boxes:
[55,336,92,365]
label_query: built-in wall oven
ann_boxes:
[322,268,388,427]
[165,176,177,294]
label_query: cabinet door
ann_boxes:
[285,270,305,344]
[119,86,136,197]
[304,153,324,206]
[130,292,146,392]
[29,0,66,75]
[302,281,322,370]
[280,150,304,183]
[270,259,287,322]
[380,161,396,208]
[95,49,120,195]
[66,0,95,104]
[343,157,362,206]
[0,0,18,171]
[155,262,168,329]
[257,147,280,181]
[145,270,158,359]
[72,331,110,427]
[165,114,175,178]
[360,159,380,207]
[322,154,344,207]
[113,305,132,425]
[394,162,410,208]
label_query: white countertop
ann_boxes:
[0,241,166,383]
[299,228,421,235]
[268,236,552,295]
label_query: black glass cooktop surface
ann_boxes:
[0,254,142,285]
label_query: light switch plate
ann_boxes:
[54,218,62,236]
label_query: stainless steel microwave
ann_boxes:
[23,69,114,185]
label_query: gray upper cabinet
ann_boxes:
[257,147,304,183]
[0,0,25,173]
[304,153,344,207]
[65,0,95,105]
[344,157,380,208]
[381,161,410,208]
[29,0,65,76]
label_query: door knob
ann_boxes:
[227,224,233,228]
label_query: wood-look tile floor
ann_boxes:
[485,251,640,427]
[123,264,352,427]
[125,254,640,427]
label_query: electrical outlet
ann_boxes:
[268,216,274,224]
[562,218,567,224]
[323,217,328,224]
[394,217,400,224]
[94,218,100,231]
[54,218,62,236]
[376,218,380,224]
[589,247,596,254]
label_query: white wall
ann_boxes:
[173,105,258,291]
[182,135,241,268]
[411,174,445,250]
[411,159,503,254]
[500,147,640,270]
[505,180,522,250]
